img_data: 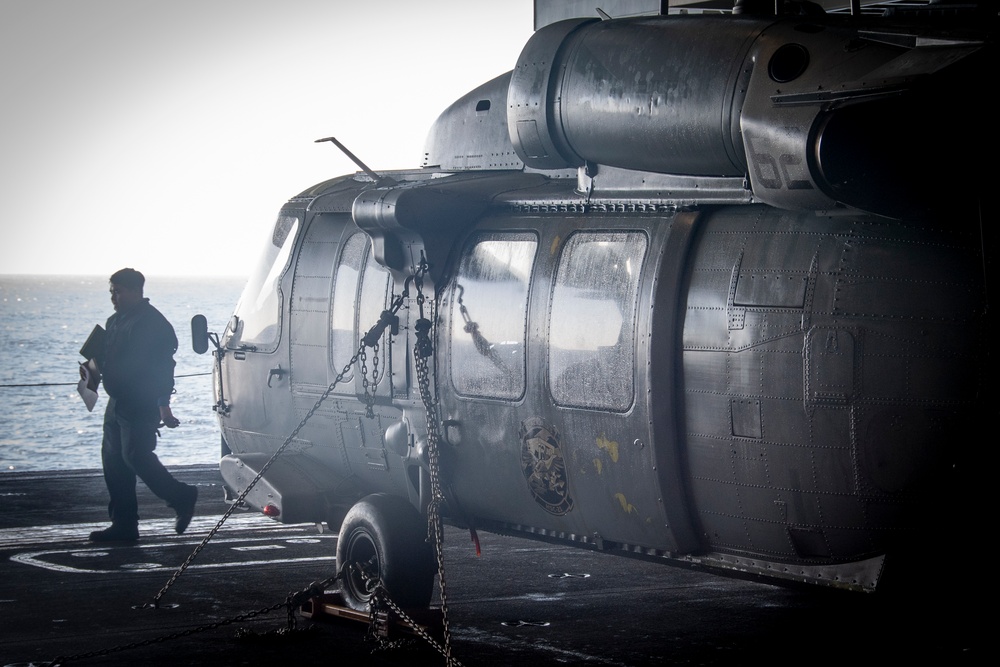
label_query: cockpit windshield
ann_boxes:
[226,214,299,350]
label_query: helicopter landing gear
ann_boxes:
[336,493,436,612]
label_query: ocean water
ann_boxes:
[0,275,245,472]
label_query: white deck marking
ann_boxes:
[231,544,286,551]
[11,550,337,574]
[3,515,338,574]
[0,514,310,548]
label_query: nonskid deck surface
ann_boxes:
[0,467,980,666]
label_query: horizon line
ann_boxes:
[0,272,247,280]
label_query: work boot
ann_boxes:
[89,524,139,543]
[174,485,198,534]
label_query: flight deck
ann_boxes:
[0,466,980,666]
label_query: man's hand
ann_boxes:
[159,405,181,428]
[79,360,100,391]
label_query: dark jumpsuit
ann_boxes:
[98,298,193,528]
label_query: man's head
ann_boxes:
[109,268,145,311]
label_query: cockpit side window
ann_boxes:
[451,233,537,400]
[357,242,393,397]
[330,233,366,382]
[226,214,300,351]
[548,231,647,411]
[330,232,393,396]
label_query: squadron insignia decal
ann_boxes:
[519,417,574,515]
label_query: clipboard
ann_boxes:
[80,324,105,360]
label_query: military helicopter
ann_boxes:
[192,0,991,612]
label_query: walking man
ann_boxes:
[87,268,197,542]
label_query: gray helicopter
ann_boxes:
[193,0,991,611]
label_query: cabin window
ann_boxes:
[549,231,647,411]
[451,233,537,400]
[227,214,299,351]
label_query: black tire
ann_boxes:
[336,493,436,611]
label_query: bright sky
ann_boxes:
[0,0,534,278]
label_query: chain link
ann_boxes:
[360,339,382,418]
[348,261,461,665]
[410,268,459,666]
[355,563,464,667]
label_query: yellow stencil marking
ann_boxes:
[615,493,636,514]
[593,458,603,475]
[550,235,561,256]
[596,435,619,463]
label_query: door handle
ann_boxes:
[267,365,286,387]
